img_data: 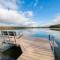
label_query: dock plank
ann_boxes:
[16,36,55,60]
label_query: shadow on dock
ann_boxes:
[54,45,60,60]
[1,44,22,60]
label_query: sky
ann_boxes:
[0,0,60,26]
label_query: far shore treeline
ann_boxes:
[0,26,49,30]
[0,24,60,30]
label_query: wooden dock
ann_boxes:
[15,36,55,60]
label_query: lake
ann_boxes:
[0,28,60,60]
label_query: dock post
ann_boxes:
[1,31,5,44]
[49,35,51,40]
[14,32,16,44]
[52,36,55,54]
[48,35,55,54]
[49,35,52,48]
[7,31,11,43]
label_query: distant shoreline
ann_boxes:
[0,26,60,31]
[50,28,60,31]
[0,26,16,30]
[0,26,49,30]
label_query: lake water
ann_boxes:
[0,28,60,60]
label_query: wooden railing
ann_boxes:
[48,35,55,54]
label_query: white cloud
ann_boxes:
[22,21,38,27]
[42,14,60,26]
[0,0,35,26]
[24,11,33,17]
[0,0,17,10]
[0,8,31,24]
[0,0,43,27]
[52,14,60,25]
[26,11,33,17]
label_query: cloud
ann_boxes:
[42,14,60,26]
[0,0,41,27]
[0,8,31,24]
[52,14,60,24]
[0,0,17,10]
[23,11,33,17]
[0,0,34,26]
[22,21,38,27]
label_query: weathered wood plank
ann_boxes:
[16,37,55,60]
